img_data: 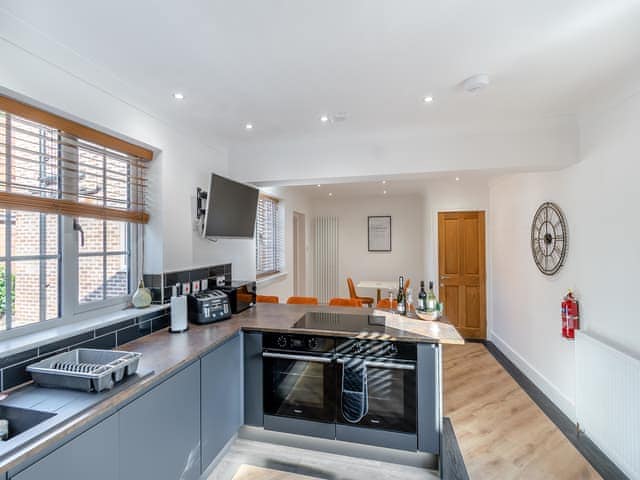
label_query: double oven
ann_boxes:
[262,332,417,434]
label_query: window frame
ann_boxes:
[0,210,62,330]
[256,194,283,279]
[0,120,139,340]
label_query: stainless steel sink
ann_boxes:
[0,405,56,441]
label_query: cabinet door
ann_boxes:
[118,361,201,480]
[201,333,242,471]
[243,332,263,426]
[417,343,440,454]
[12,414,118,480]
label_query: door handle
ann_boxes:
[262,352,334,363]
[337,357,416,371]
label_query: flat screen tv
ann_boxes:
[201,174,259,238]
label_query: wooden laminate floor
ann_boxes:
[207,438,439,480]
[232,464,321,480]
[443,342,601,480]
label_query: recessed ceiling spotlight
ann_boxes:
[382,180,387,184]
[383,190,387,195]
[328,192,333,197]
[320,115,329,123]
[316,184,321,187]
[455,176,460,182]
[172,92,184,100]
[245,123,253,130]
[423,95,434,104]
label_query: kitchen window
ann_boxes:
[0,95,152,335]
[256,194,283,277]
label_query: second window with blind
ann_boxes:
[0,96,152,334]
[256,195,283,277]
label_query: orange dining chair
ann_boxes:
[377,298,415,312]
[376,298,398,309]
[286,296,319,305]
[346,278,374,307]
[256,295,279,304]
[328,298,363,308]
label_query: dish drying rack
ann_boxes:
[27,349,142,392]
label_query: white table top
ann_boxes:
[356,280,397,290]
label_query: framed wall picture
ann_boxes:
[368,216,392,252]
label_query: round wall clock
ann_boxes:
[531,202,568,276]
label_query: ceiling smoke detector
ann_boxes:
[332,112,348,123]
[462,74,490,93]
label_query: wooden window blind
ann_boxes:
[256,194,282,277]
[0,95,153,224]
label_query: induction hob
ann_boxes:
[292,311,388,333]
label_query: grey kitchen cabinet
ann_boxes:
[201,333,242,471]
[118,361,201,480]
[417,343,441,454]
[243,331,263,426]
[11,414,118,480]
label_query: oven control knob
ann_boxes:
[276,336,288,348]
[352,342,363,354]
[388,344,398,355]
[307,337,318,349]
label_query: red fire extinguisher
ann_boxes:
[561,290,579,339]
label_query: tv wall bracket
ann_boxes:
[196,187,208,220]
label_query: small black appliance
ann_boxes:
[187,290,231,324]
[220,280,256,314]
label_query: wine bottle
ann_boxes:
[396,276,406,315]
[417,281,427,311]
[426,281,438,313]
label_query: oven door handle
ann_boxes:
[337,357,416,371]
[262,352,335,363]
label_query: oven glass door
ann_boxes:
[263,351,336,423]
[337,358,416,433]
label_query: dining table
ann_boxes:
[356,280,397,302]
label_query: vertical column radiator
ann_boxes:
[313,216,339,303]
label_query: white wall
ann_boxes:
[256,187,313,301]
[311,194,424,300]
[422,177,490,295]
[229,120,578,185]
[489,89,640,420]
[0,16,256,280]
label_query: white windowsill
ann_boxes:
[0,304,170,359]
[256,271,288,288]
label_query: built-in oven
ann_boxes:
[335,338,417,433]
[262,333,336,423]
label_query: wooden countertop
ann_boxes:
[0,304,463,474]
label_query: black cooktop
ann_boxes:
[292,311,388,333]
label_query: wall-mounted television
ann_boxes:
[200,174,259,238]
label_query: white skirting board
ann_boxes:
[489,331,576,420]
[576,331,640,480]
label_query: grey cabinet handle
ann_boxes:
[262,352,334,363]
[337,357,416,371]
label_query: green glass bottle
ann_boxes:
[426,281,438,313]
[417,281,427,312]
[396,276,406,315]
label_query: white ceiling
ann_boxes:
[281,171,496,200]
[2,0,640,145]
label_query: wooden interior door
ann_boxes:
[438,211,486,339]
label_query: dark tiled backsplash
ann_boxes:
[144,263,232,304]
[0,309,170,392]
[0,263,233,392]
